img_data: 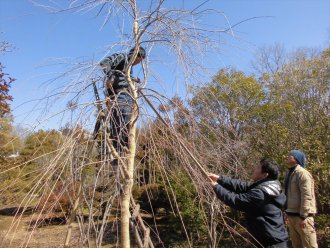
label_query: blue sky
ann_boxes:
[1,0,329,130]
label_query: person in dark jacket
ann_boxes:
[100,47,145,96]
[209,158,288,248]
[99,47,145,169]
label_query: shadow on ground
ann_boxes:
[0,206,35,216]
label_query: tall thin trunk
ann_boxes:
[121,44,139,247]
[121,4,139,245]
[121,94,138,248]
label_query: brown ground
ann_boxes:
[0,207,117,248]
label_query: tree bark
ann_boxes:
[121,97,138,248]
[121,48,139,248]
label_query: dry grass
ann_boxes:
[0,208,120,248]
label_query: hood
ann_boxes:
[260,180,281,196]
[259,180,286,208]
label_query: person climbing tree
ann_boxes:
[99,46,146,169]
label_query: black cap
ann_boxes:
[129,47,146,59]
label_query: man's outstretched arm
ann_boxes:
[213,183,264,211]
[209,173,252,193]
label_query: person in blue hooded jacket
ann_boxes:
[99,47,145,169]
[209,158,288,248]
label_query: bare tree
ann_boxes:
[251,43,286,75]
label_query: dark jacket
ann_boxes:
[213,176,288,247]
[100,53,133,92]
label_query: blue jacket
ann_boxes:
[100,53,133,92]
[213,176,288,247]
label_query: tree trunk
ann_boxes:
[121,4,140,244]
[121,74,138,248]
[121,105,138,247]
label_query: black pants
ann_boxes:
[109,92,133,150]
[264,241,288,248]
[108,92,133,172]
